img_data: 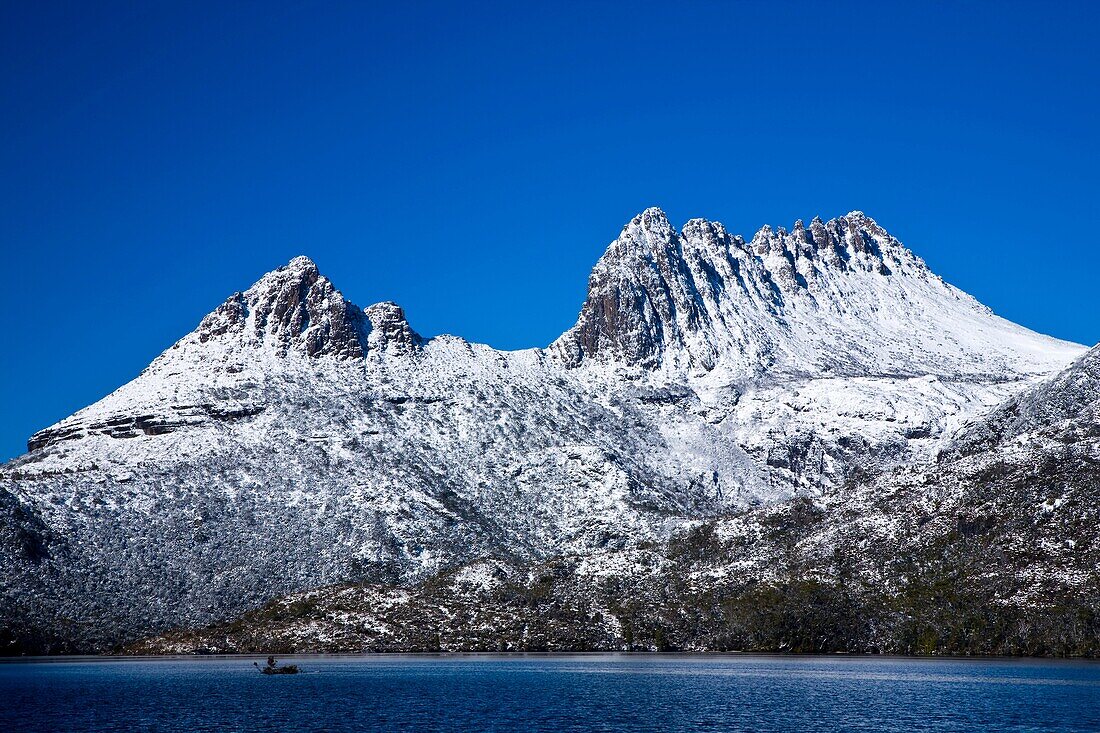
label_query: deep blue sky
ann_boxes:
[2,1,1098,460]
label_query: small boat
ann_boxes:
[254,656,300,675]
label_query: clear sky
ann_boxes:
[1,1,1097,460]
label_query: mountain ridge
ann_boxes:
[0,208,1088,653]
[553,207,1078,377]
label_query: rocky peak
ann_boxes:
[555,208,915,369]
[600,208,683,272]
[365,301,421,354]
[552,207,1070,377]
[552,207,704,368]
[627,206,675,240]
[196,256,368,359]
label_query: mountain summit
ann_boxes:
[554,209,1077,377]
[0,209,1086,652]
[193,256,421,360]
[196,255,367,358]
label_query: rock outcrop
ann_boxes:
[197,255,368,359]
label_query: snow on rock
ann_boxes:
[0,210,1086,651]
[553,209,1079,378]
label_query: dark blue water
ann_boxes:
[2,655,1099,732]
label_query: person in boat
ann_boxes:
[253,656,299,674]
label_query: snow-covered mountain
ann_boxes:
[130,343,1100,655]
[130,346,1100,656]
[0,209,1086,652]
[555,209,1073,378]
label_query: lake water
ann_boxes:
[2,655,1099,732]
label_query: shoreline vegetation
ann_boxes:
[117,545,1099,660]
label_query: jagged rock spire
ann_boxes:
[558,208,897,370]
[365,301,421,354]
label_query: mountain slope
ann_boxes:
[132,345,1100,656]
[0,209,1085,652]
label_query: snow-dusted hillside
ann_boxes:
[0,209,1085,651]
[131,346,1100,657]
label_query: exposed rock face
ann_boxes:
[557,208,699,368]
[553,208,1072,379]
[26,403,266,452]
[197,255,368,359]
[0,210,1087,653]
[364,302,421,354]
